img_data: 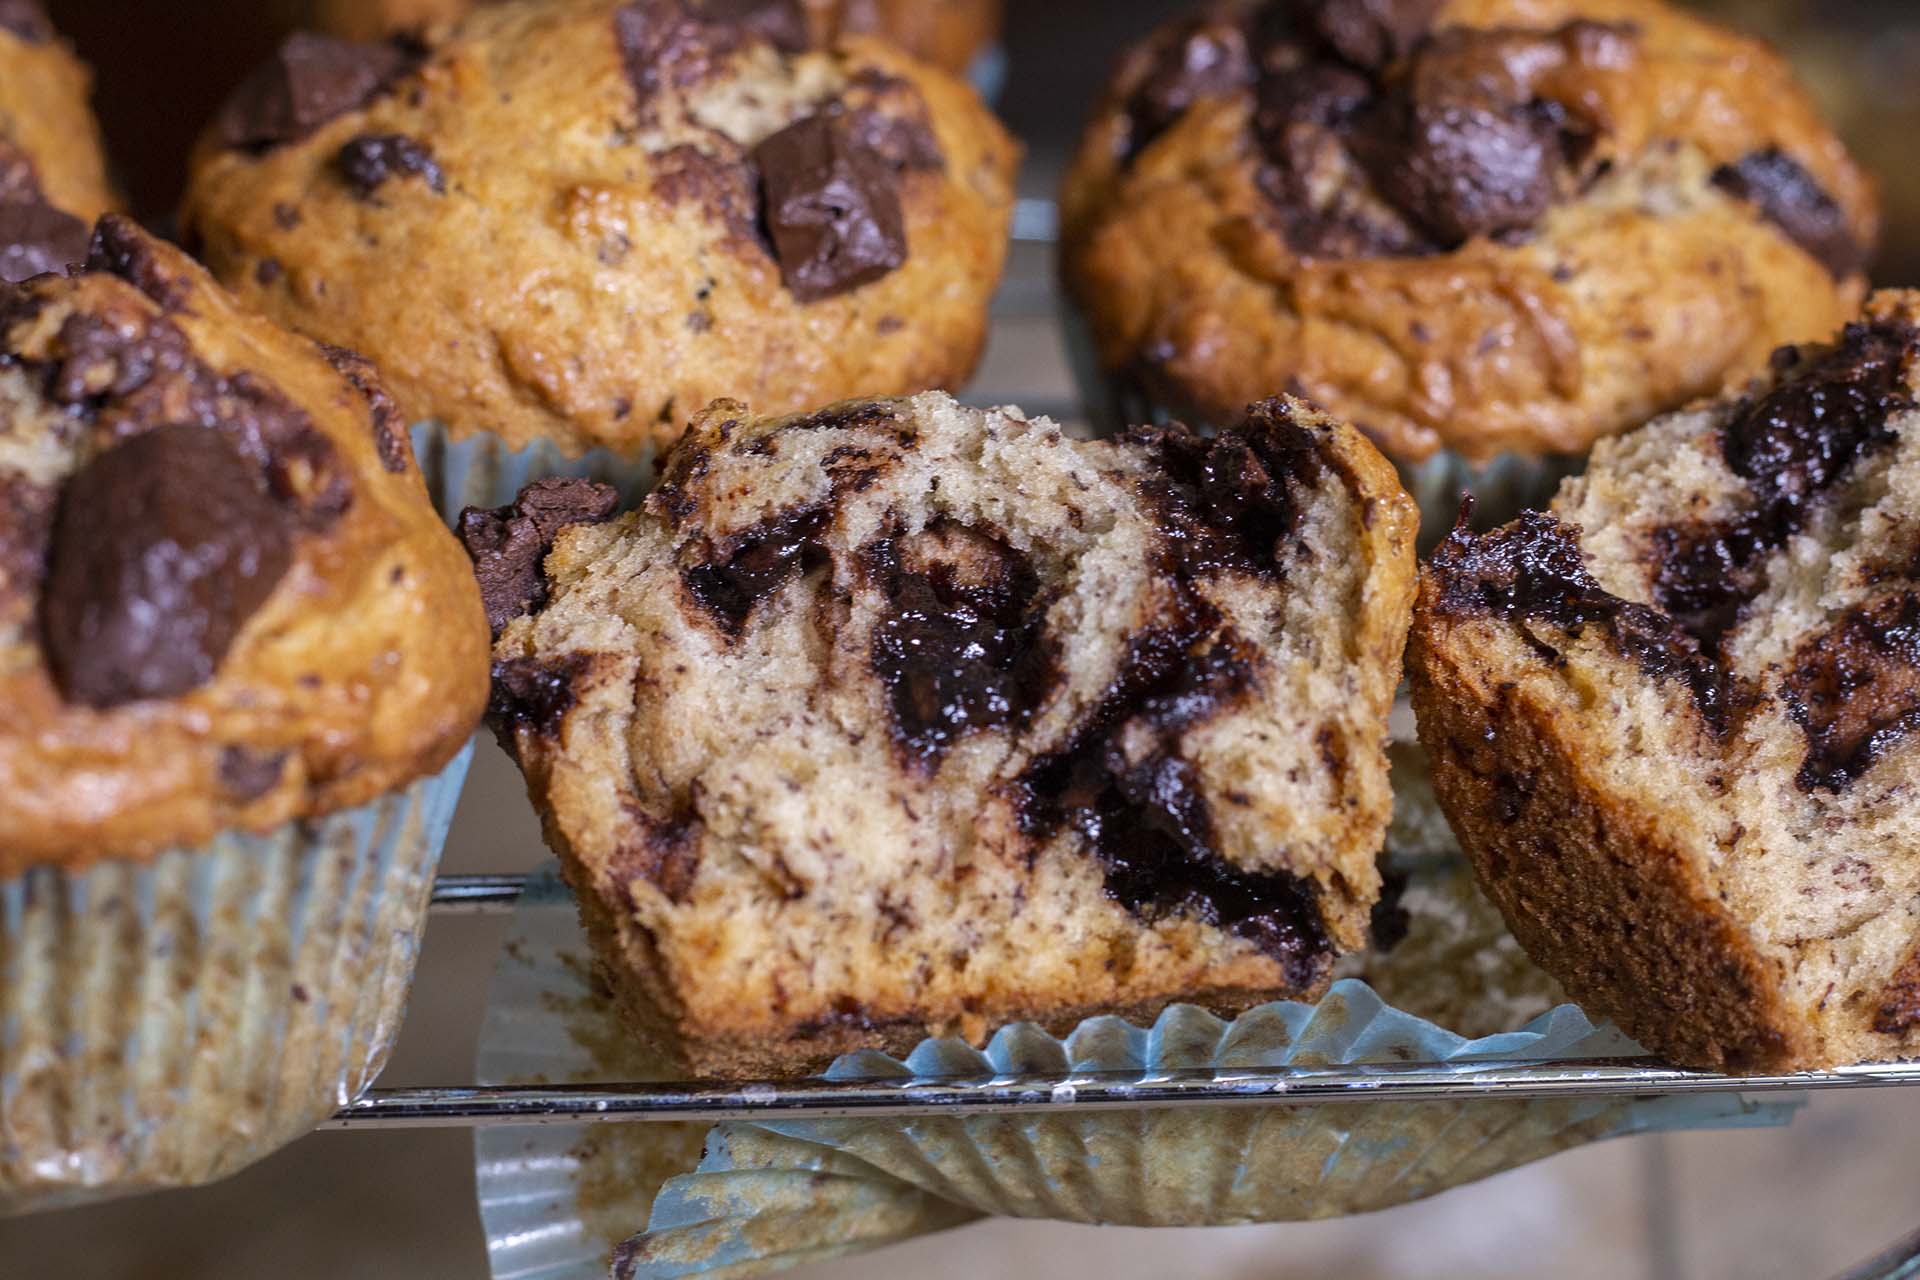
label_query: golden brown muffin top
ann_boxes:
[180,0,1019,458]
[1062,0,1878,465]
[0,219,490,873]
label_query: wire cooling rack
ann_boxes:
[320,874,1920,1130]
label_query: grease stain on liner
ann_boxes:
[474,864,1795,1280]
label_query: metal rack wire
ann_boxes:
[321,875,1920,1130]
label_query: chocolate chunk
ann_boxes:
[1126,399,1326,579]
[1713,148,1864,279]
[458,478,621,634]
[40,426,294,708]
[0,0,51,43]
[1125,19,1253,159]
[1012,601,1328,984]
[1782,593,1920,793]
[1653,321,1913,649]
[336,133,446,199]
[319,343,411,473]
[219,745,288,801]
[0,200,88,284]
[1356,87,1564,247]
[1302,0,1443,71]
[753,114,906,303]
[216,32,414,151]
[85,213,191,310]
[616,0,745,107]
[864,521,1055,771]
[692,0,809,52]
[488,653,591,739]
[1430,510,1736,735]
[680,504,829,634]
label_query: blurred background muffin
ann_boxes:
[178,0,1020,512]
[1059,0,1877,541]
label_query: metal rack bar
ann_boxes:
[327,1056,1920,1130]
[429,874,528,915]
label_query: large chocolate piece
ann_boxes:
[1653,321,1913,649]
[0,0,51,43]
[459,478,621,635]
[864,521,1054,771]
[40,425,294,708]
[336,133,446,199]
[0,199,89,284]
[680,504,829,634]
[1713,148,1864,279]
[216,32,414,151]
[1430,510,1736,736]
[1782,593,1920,793]
[753,113,906,302]
[489,653,591,739]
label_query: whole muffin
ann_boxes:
[0,218,490,1208]
[0,1,117,280]
[180,0,1020,513]
[299,0,1005,76]
[473,391,1417,1076]
[1060,0,1877,532]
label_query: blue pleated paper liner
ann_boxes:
[474,864,1796,1280]
[2,742,473,1213]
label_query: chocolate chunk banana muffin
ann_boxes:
[0,2,117,282]
[475,390,1418,1076]
[302,0,1005,76]
[1060,0,1877,536]
[0,219,489,1208]
[180,0,1020,512]
[1410,292,1920,1072]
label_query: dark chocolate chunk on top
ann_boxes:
[216,32,415,151]
[459,478,621,635]
[753,113,907,302]
[39,425,295,708]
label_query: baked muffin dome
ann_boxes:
[180,0,1020,459]
[0,217,490,871]
[1060,0,1877,469]
[301,0,1005,75]
[0,2,117,281]
[474,391,1417,1075]
[1411,291,1920,1072]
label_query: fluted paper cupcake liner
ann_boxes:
[474,864,1793,1280]
[410,422,657,524]
[1056,307,1580,550]
[1,742,473,1214]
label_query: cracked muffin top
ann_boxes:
[0,1,117,283]
[180,0,1020,459]
[0,218,490,873]
[300,0,1005,76]
[1060,0,1878,467]
[472,390,1417,1075]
